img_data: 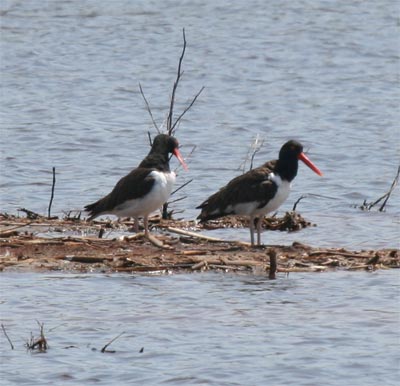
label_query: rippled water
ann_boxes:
[1,271,399,386]
[1,2,399,385]
[1,0,399,248]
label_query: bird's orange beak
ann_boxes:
[298,152,323,176]
[173,148,188,171]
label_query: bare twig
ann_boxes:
[308,250,372,259]
[377,165,399,211]
[249,136,264,171]
[171,179,193,196]
[170,86,205,133]
[147,131,153,146]
[292,194,338,211]
[268,250,277,280]
[168,196,187,205]
[26,321,48,352]
[18,208,42,220]
[101,332,125,353]
[0,221,34,236]
[167,28,187,135]
[48,167,56,218]
[166,226,251,246]
[359,165,400,211]
[1,324,14,350]
[239,135,265,173]
[139,83,160,133]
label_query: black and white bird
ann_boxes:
[85,134,188,237]
[197,140,323,246]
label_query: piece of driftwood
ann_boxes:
[166,226,251,246]
[269,250,277,279]
[26,321,48,352]
[0,216,398,274]
[308,250,372,259]
[359,165,399,211]
[101,332,125,353]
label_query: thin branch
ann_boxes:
[249,136,264,171]
[268,250,277,280]
[359,165,400,211]
[139,83,160,133]
[101,332,125,353]
[18,207,42,220]
[26,321,48,351]
[186,144,197,161]
[171,178,193,196]
[166,226,251,246]
[48,167,56,218]
[1,324,14,350]
[167,28,186,135]
[239,135,265,173]
[170,86,205,133]
[168,195,187,204]
[292,193,338,211]
[379,165,400,211]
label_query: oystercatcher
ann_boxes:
[197,140,323,246]
[85,134,188,239]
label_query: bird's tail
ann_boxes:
[84,199,105,221]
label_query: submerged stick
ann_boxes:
[1,324,14,350]
[27,321,48,351]
[360,165,400,211]
[268,250,277,280]
[379,165,400,211]
[101,332,125,353]
[292,193,338,211]
[48,167,56,218]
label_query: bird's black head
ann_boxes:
[151,134,180,155]
[279,140,304,161]
[278,140,323,179]
[145,134,188,171]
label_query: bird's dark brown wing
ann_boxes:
[85,168,156,219]
[197,162,278,221]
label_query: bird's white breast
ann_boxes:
[113,171,176,218]
[257,174,291,215]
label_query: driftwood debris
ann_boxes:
[26,321,48,352]
[0,215,398,275]
[199,211,315,232]
[359,165,400,211]
[101,332,125,354]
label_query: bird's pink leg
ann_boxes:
[256,217,263,246]
[249,215,255,246]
